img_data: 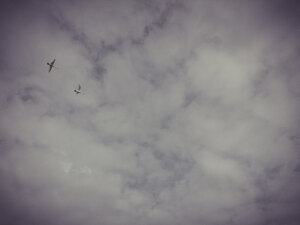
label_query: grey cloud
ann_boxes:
[132,0,186,44]
[1,0,300,225]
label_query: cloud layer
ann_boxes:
[0,0,300,224]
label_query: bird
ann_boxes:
[74,84,81,94]
[46,59,56,72]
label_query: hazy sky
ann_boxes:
[0,0,300,224]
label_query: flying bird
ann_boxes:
[46,59,56,72]
[74,84,81,94]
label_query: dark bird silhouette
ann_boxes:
[46,59,56,72]
[74,84,81,94]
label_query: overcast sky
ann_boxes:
[0,0,300,224]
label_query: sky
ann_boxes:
[0,0,300,224]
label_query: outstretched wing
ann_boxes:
[51,59,56,66]
[48,65,52,72]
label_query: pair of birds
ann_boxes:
[47,59,82,94]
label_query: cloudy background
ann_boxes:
[0,0,300,224]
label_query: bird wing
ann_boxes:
[78,85,81,90]
[51,59,56,66]
[48,65,52,72]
